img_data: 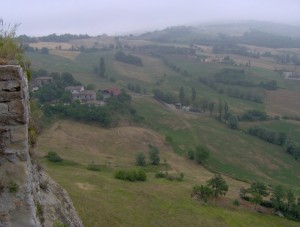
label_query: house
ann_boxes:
[35,76,53,87]
[65,86,84,94]
[65,86,96,103]
[102,87,121,100]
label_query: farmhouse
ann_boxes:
[65,86,96,103]
[65,86,84,94]
[102,87,121,100]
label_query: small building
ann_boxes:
[65,86,84,94]
[102,87,121,100]
[79,90,97,102]
[34,76,53,87]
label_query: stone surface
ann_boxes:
[0,65,83,227]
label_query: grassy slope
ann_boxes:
[36,121,299,227]
[133,97,300,193]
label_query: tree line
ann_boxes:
[115,51,143,66]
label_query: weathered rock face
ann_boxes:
[0,65,83,227]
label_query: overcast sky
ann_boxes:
[1,0,300,36]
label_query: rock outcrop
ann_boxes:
[0,65,83,227]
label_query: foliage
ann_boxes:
[239,109,268,121]
[207,174,229,198]
[192,184,213,203]
[99,57,106,77]
[271,185,286,210]
[114,169,147,182]
[233,199,240,206]
[165,135,173,144]
[46,151,63,163]
[227,115,239,129]
[248,126,287,146]
[193,145,210,164]
[149,145,160,165]
[0,19,29,70]
[87,163,104,172]
[115,51,143,66]
[8,181,19,193]
[135,152,146,166]
[153,88,177,104]
[155,171,184,182]
[285,141,300,160]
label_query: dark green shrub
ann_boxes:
[155,171,167,178]
[114,169,147,182]
[149,146,160,165]
[8,181,19,193]
[135,152,146,166]
[233,199,240,206]
[46,151,63,163]
[87,163,102,172]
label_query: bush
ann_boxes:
[187,149,194,160]
[165,135,173,144]
[87,163,102,172]
[8,181,19,193]
[233,199,240,206]
[155,171,167,178]
[155,171,184,182]
[194,145,210,164]
[149,145,160,165]
[114,169,147,182]
[135,152,146,166]
[46,151,63,163]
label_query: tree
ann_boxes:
[286,189,295,209]
[191,87,196,102]
[135,152,146,166]
[277,132,287,146]
[218,99,223,120]
[149,146,160,165]
[202,99,208,113]
[271,185,285,210]
[227,115,239,129]
[223,102,229,120]
[207,174,228,198]
[99,57,106,77]
[208,102,215,116]
[179,86,185,104]
[194,145,210,164]
[250,193,263,210]
[249,182,269,197]
[192,184,213,203]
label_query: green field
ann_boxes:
[36,121,300,227]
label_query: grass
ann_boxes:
[35,120,300,227]
[133,97,300,193]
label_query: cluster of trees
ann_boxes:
[44,90,135,127]
[115,51,143,66]
[198,77,263,103]
[239,109,268,121]
[192,174,229,203]
[285,142,300,160]
[247,125,287,146]
[137,44,195,56]
[136,145,160,166]
[20,33,90,43]
[34,72,81,104]
[240,182,300,221]
[153,88,177,104]
[274,54,300,66]
[162,58,192,77]
[187,145,210,164]
[127,83,146,94]
[213,43,260,58]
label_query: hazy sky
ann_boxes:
[1,0,300,36]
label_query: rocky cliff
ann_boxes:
[0,65,83,227]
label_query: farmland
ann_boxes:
[28,25,300,226]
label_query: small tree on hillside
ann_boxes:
[227,115,239,129]
[149,145,160,165]
[207,174,228,198]
[194,145,210,164]
[135,152,146,166]
[208,102,215,116]
[99,57,106,77]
